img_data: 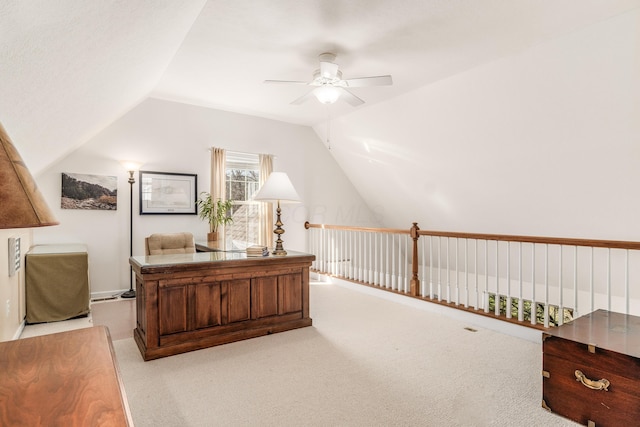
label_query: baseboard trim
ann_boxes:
[91,290,127,301]
[13,320,26,340]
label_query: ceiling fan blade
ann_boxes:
[338,88,365,106]
[290,90,316,105]
[320,61,339,79]
[342,75,393,87]
[264,80,309,85]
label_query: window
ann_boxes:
[486,292,574,326]
[225,151,260,249]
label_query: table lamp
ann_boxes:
[253,172,300,256]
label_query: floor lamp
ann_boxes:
[120,161,141,299]
[253,172,300,256]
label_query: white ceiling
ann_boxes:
[2,0,639,174]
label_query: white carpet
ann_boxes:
[113,283,578,426]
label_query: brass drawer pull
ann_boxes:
[575,370,610,391]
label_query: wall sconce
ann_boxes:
[119,160,142,298]
[253,172,300,256]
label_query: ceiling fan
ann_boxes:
[264,52,392,106]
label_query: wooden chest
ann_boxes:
[542,309,640,426]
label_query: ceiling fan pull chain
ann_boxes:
[326,105,331,150]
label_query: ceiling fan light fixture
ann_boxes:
[265,52,392,106]
[314,85,341,104]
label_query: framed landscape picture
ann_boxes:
[139,171,197,214]
[61,173,117,210]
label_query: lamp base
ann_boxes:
[272,247,287,256]
[271,203,288,256]
[120,289,136,299]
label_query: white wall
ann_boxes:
[317,9,640,241]
[0,229,31,341]
[33,98,376,298]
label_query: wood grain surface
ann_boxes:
[0,326,132,426]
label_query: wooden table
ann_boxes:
[0,326,133,426]
[130,251,315,360]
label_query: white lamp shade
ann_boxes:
[254,172,300,203]
[313,85,341,104]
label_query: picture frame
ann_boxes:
[139,171,197,214]
[61,172,117,210]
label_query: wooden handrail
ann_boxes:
[304,221,640,250]
[304,221,408,235]
[415,230,640,250]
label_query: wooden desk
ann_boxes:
[0,326,133,426]
[130,251,315,360]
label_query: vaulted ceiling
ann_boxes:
[1,0,638,175]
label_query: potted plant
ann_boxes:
[196,192,234,241]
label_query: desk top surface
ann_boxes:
[0,326,132,426]
[130,250,315,272]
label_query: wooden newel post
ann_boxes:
[410,222,420,296]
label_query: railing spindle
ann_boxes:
[419,234,427,296]
[446,238,451,303]
[607,248,611,312]
[438,237,442,301]
[454,239,459,305]
[625,250,630,314]
[573,246,578,318]
[544,244,549,328]
[494,241,499,317]
[518,242,523,322]
[506,242,511,319]
[589,247,594,313]
[474,239,479,310]
[429,236,434,299]
[464,239,469,308]
[531,244,536,326]
[484,240,489,314]
[558,246,563,326]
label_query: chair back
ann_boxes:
[145,232,196,255]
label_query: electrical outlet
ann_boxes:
[5,299,9,318]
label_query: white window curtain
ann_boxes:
[210,146,227,231]
[259,154,273,248]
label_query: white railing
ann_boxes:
[305,222,640,328]
[307,225,412,292]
